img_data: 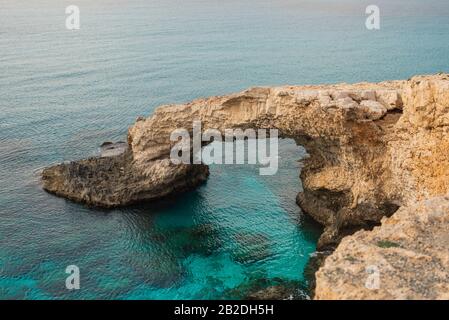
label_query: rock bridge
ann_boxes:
[43,74,449,250]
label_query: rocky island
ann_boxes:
[42,74,449,300]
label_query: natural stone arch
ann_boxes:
[125,83,403,249]
[43,74,449,249]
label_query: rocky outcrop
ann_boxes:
[42,73,449,299]
[42,74,449,250]
[122,77,409,244]
[315,196,449,300]
[100,141,128,157]
[42,151,209,208]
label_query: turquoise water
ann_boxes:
[1,0,448,299]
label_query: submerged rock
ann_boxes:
[231,232,271,265]
[224,276,308,300]
[247,284,308,300]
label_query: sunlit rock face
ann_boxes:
[315,196,449,300]
[43,74,449,252]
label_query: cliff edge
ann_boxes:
[42,73,449,299]
[315,196,449,300]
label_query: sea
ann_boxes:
[0,0,448,299]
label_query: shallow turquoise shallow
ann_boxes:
[1,0,448,299]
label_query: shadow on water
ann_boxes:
[94,139,323,299]
[2,0,448,299]
[2,136,321,299]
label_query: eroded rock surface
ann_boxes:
[42,74,449,249]
[315,196,449,300]
[42,73,449,299]
[100,141,128,157]
[42,151,208,207]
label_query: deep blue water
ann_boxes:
[0,0,448,299]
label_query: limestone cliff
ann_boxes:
[313,74,449,300]
[43,74,449,250]
[42,74,449,299]
[315,196,449,300]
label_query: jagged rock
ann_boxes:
[41,73,449,299]
[315,196,449,300]
[100,141,128,157]
[303,250,332,297]
[224,277,308,300]
[42,74,449,252]
[42,151,208,207]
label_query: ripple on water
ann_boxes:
[4,0,447,299]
